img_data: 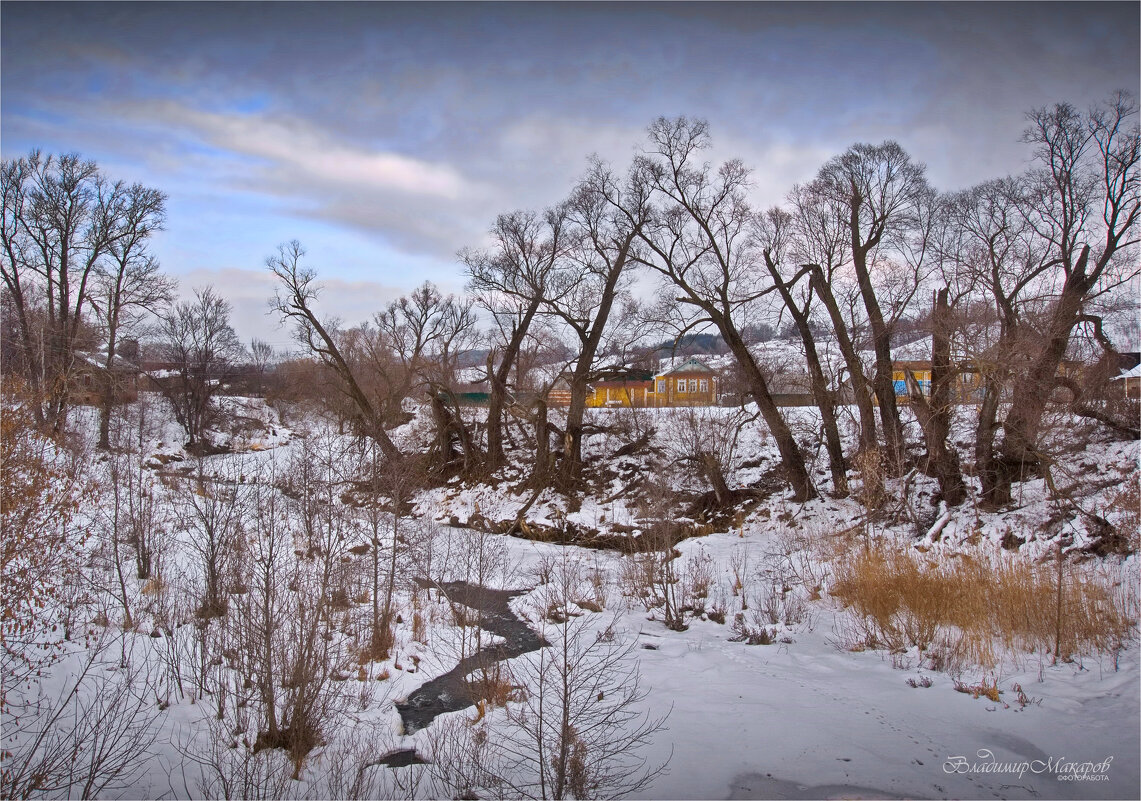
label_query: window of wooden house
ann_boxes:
[657,380,666,394]
[699,379,708,392]
[677,379,686,393]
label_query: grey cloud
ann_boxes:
[174,266,414,346]
[4,1,1137,297]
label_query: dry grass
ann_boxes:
[141,574,165,596]
[852,448,889,514]
[830,543,1136,671]
[467,661,517,709]
[954,676,1002,702]
[412,590,428,644]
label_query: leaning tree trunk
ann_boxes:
[1001,251,1093,482]
[699,452,733,507]
[811,267,878,457]
[559,249,626,484]
[718,319,816,502]
[486,300,540,470]
[562,369,591,482]
[767,259,848,496]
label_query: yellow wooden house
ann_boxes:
[586,358,720,408]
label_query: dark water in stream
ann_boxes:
[394,580,545,735]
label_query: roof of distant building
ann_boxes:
[659,357,716,376]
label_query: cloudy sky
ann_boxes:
[2,1,1137,344]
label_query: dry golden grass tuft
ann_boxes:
[954,676,1002,702]
[140,574,165,596]
[467,661,517,709]
[830,542,1136,671]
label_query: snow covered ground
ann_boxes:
[5,391,1138,799]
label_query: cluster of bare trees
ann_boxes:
[2,152,168,434]
[4,98,1134,510]
[270,94,1137,511]
[1,152,259,453]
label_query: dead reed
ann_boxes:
[830,542,1136,671]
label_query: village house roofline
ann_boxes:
[74,349,139,372]
[1113,364,1141,381]
[658,357,716,376]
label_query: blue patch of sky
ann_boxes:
[231,94,272,115]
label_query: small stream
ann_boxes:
[394,580,546,736]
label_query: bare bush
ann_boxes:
[2,633,161,799]
[430,558,668,800]
[1,387,94,700]
[662,407,749,508]
[180,456,249,620]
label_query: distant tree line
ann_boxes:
[266,94,1139,507]
[3,93,1138,506]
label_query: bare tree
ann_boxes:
[463,206,568,470]
[348,442,428,661]
[246,337,277,396]
[429,557,668,800]
[500,566,667,799]
[374,282,481,473]
[625,117,815,501]
[943,95,1140,505]
[1,633,162,800]
[664,407,751,510]
[809,141,935,473]
[152,286,245,450]
[181,456,248,619]
[0,385,93,704]
[88,182,172,449]
[905,287,967,505]
[267,240,401,458]
[543,160,651,484]
[0,152,136,430]
[755,207,849,496]
[1001,94,1140,481]
[787,181,878,456]
[229,460,351,777]
[943,177,1050,505]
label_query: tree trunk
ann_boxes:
[974,375,1009,508]
[97,332,118,450]
[810,267,877,456]
[718,318,816,502]
[1001,249,1092,479]
[486,300,540,470]
[430,394,457,466]
[907,288,966,506]
[699,452,732,507]
[98,378,114,450]
[851,242,904,473]
[563,371,590,482]
[532,398,550,487]
[558,238,631,483]
[767,260,848,496]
